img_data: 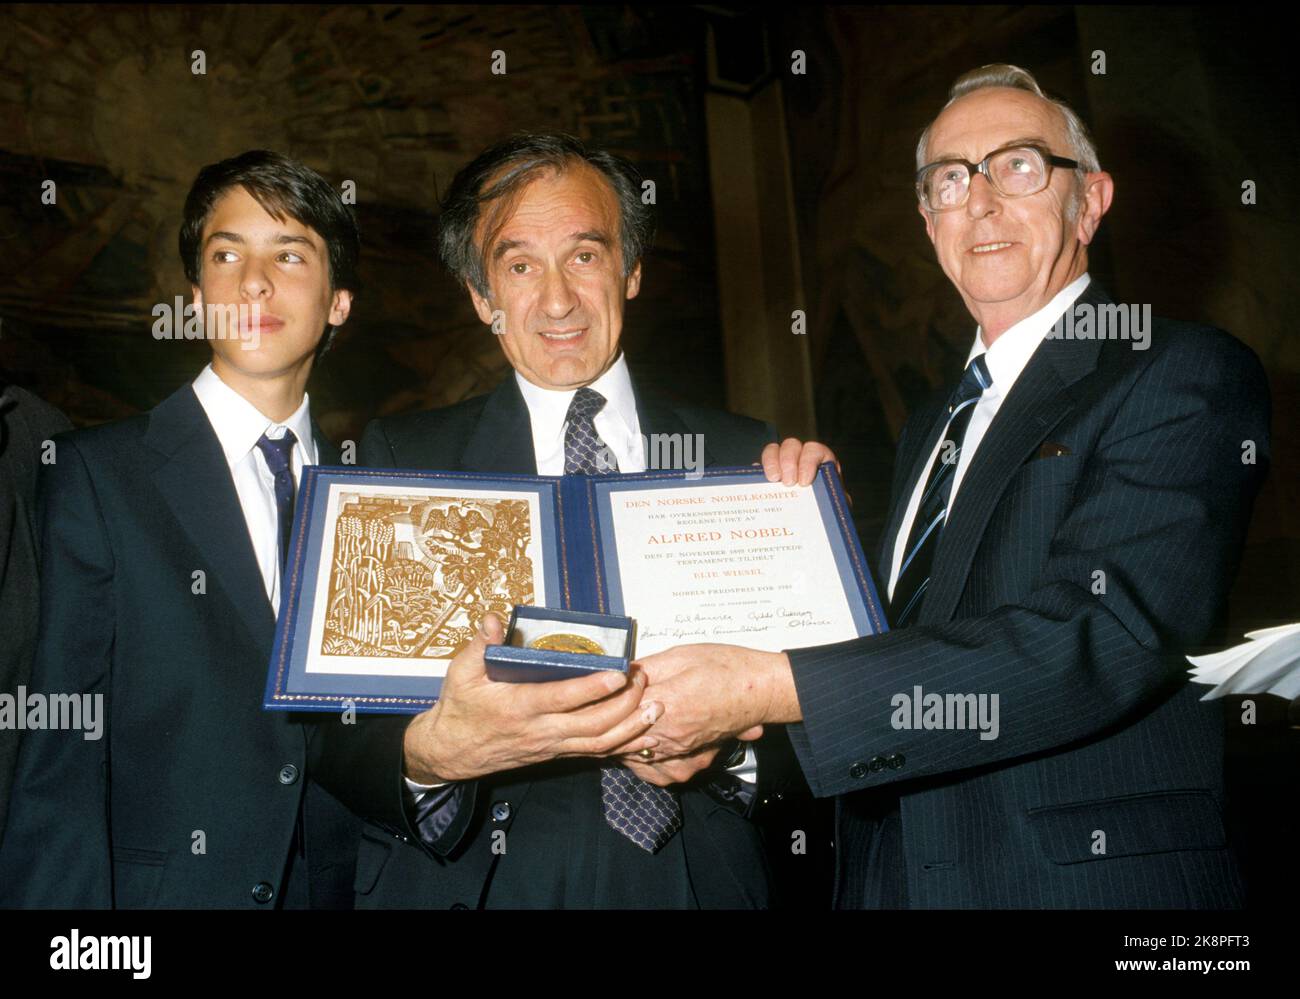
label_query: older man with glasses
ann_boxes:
[630,63,1271,909]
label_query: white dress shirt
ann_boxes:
[515,352,645,474]
[886,273,1091,600]
[190,364,317,613]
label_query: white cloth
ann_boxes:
[190,364,317,612]
[887,274,1091,601]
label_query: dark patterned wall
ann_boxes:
[0,4,726,444]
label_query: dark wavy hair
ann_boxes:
[178,150,360,356]
[438,132,653,298]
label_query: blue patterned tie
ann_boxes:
[889,356,992,628]
[255,429,298,570]
[564,387,683,853]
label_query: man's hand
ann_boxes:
[634,643,801,758]
[402,613,660,784]
[614,726,765,787]
[760,438,840,487]
[617,744,724,787]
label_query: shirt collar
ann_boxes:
[968,273,1091,398]
[514,352,640,443]
[191,363,316,469]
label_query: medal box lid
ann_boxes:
[484,605,635,683]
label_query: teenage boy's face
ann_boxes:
[193,186,351,383]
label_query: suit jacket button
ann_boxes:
[869,755,887,773]
[491,801,511,822]
[849,762,869,779]
[886,753,905,770]
[251,882,274,904]
[278,764,300,785]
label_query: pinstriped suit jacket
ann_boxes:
[786,282,1270,908]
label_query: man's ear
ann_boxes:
[191,286,204,314]
[625,261,642,301]
[467,281,496,326]
[917,201,937,244]
[328,288,353,327]
[1075,171,1114,246]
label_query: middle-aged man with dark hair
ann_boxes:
[626,64,1272,908]
[0,150,362,907]
[316,133,835,908]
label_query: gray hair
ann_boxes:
[916,64,1100,216]
[438,132,653,300]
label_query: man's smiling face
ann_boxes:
[194,185,350,384]
[468,161,640,390]
[920,86,1110,339]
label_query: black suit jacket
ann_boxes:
[0,384,71,842]
[0,383,360,907]
[316,373,793,908]
[786,283,1270,907]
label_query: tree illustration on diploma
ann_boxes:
[411,500,534,656]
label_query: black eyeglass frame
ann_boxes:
[915,142,1080,211]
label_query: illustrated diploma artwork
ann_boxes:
[266,465,886,713]
[309,487,546,675]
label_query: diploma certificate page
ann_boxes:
[605,481,861,656]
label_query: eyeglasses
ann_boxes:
[916,143,1079,212]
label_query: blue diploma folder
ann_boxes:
[264,463,886,714]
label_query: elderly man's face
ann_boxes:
[468,162,640,390]
[920,87,1110,338]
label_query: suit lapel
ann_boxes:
[918,283,1111,625]
[633,385,721,469]
[313,421,340,465]
[459,377,538,475]
[146,385,276,652]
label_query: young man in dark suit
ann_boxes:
[317,133,835,908]
[0,151,361,907]
[632,65,1271,908]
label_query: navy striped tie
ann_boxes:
[564,387,683,853]
[255,429,298,571]
[889,356,992,628]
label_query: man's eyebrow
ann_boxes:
[492,238,526,261]
[203,232,316,249]
[926,137,1050,163]
[491,231,612,262]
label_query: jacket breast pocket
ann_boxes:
[111,846,167,908]
[1004,453,1084,498]
[1027,789,1227,865]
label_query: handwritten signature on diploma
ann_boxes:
[640,607,833,642]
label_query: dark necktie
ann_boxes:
[255,429,298,571]
[888,355,992,628]
[564,387,683,853]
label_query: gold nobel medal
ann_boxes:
[529,633,606,655]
